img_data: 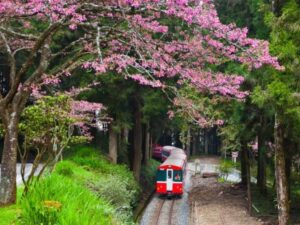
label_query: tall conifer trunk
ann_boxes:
[257,115,267,194]
[204,129,209,154]
[274,114,290,225]
[144,122,150,165]
[192,132,197,156]
[186,127,191,157]
[246,147,252,215]
[108,125,118,164]
[132,99,142,181]
[241,146,248,185]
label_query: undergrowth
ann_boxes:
[0,145,140,225]
[141,159,161,189]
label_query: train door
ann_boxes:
[166,169,173,191]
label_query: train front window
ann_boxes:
[162,151,170,157]
[156,170,166,181]
[167,170,172,179]
[173,170,182,182]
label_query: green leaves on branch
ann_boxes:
[252,81,296,110]
[19,95,87,151]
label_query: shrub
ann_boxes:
[219,159,235,180]
[94,175,137,207]
[67,146,140,206]
[141,159,161,188]
[20,174,114,225]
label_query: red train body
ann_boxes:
[156,147,187,196]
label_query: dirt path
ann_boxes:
[189,157,263,225]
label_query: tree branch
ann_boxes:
[0,31,16,104]
[3,21,62,105]
[0,26,38,41]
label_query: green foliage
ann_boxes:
[219,123,243,153]
[215,0,270,39]
[266,0,300,71]
[0,204,20,225]
[252,81,298,115]
[141,159,161,188]
[20,174,114,225]
[17,96,89,192]
[92,175,137,223]
[70,147,137,184]
[66,146,140,219]
[218,159,235,180]
[18,145,140,225]
[19,95,87,150]
[54,161,74,177]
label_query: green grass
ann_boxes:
[0,145,140,225]
[0,188,24,225]
[20,174,114,225]
[0,204,20,225]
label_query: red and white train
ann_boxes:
[155,146,187,196]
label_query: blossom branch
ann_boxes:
[96,26,103,64]
[0,26,38,41]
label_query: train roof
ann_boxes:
[162,146,185,153]
[162,146,176,151]
[168,152,186,161]
[159,157,186,170]
[169,148,185,155]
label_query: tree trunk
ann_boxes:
[272,0,285,16]
[274,115,290,225]
[149,134,153,160]
[257,115,267,194]
[0,110,19,206]
[241,146,248,186]
[186,127,191,157]
[144,123,150,165]
[204,129,209,154]
[123,128,129,143]
[285,155,291,201]
[246,147,252,215]
[108,125,118,164]
[192,131,197,156]
[132,100,142,181]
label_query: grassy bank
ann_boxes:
[0,146,141,225]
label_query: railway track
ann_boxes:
[154,198,175,225]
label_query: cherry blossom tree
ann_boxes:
[0,0,281,205]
